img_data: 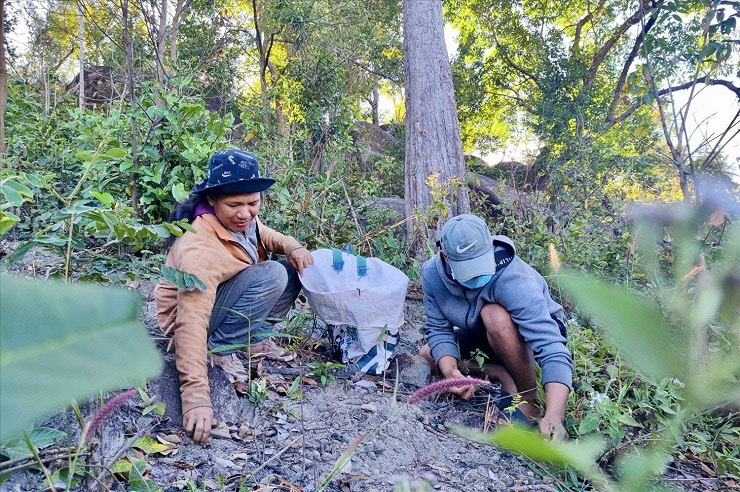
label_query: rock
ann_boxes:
[210,423,232,440]
[150,356,254,427]
[213,456,238,469]
[393,353,430,388]
[360,403,377,412]
[349,121,401,162]
[354,379,377,390]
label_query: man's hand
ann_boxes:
[183,406,213,443]
[438,355,476,400]
[540,382,570,440]
[288,247,314,276]
[539,414,568,440]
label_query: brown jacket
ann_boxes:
[154,214,302,415]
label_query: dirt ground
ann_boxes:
[0,247,557,491]
[2,245,717,491]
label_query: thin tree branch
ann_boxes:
[585,0,664,89]
[606,6,661,124]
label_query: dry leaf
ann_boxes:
[157,433,182,444]
[230,452,249,460]
[709,209,726,226]
[682,264,704,281]
[210,423,232,440]
[302,377,318,387]
[548,243,561,274]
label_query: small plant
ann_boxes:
[470,348,489,369]
[248,378,268,405]
[307,361,346,387]
[136,386,166,417]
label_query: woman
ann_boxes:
[155,149,313,443]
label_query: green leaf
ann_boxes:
[1,427,68,459]
[579,413,601,434]
[132,436,169,454]
[142,402,165,416]
[0,275,163,440]
[1,184,24,206]
[75,151,95,162]
[91,192,115,207]
[106,147,127,159]
[617,447,672,492]
[616,413,642,427]
[171,183,190,203]
[559,271,687,381]
[159,265,206,292]
[128,479,164,492]
[2,180,33,198]
[0,215,17,235]
[24,174,46,188]
[452,425,606,472]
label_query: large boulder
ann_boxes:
[350,121,401,163]
[66,66,124,103]
[149,355,254,428]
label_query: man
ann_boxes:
[418,214,572,439]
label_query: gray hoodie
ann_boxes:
[421,235,573,389]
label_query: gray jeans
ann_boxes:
[208,259,301,353]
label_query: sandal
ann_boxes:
[245,338,294,362]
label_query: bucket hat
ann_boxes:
[191,150,275,196]
[440,214,496,282]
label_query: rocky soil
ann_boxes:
[1,245,722,491]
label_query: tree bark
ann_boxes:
[0,0,7,159]
[403,0,469,244]
[252,0,271,129]
[155,0,168,107]
[370,84,379,126]
[122,0,140,215]
[78,5,85,111]
[170,0,185,64]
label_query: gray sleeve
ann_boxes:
[494,269,573,388]
[421,276,458,363]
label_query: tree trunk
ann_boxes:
[370,84,379,126]
[0,0,7,159]
[123,0,140,215]
[170,0,185,64]
[78,6,85,112]
[155,0,168,107]
[252,0,271,129]
[402,0,469,245]
[268,61,287,136]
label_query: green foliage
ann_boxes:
[248,378,268,405]
[159,265,207,292]
[457,199,739,490]
[307,361,346,387]
[0,274,162,440]
[1,427,68,460]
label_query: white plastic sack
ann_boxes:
[301,249,409,374]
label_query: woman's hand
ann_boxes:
[183,406,213,443]
[288,247,314,276]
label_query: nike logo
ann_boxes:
[456,240,478,254]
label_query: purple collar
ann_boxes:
[193,202,215,219]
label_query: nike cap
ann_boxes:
[440,214,496,282]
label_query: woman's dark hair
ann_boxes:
[163,193,204,249]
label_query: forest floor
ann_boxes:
[1,245,721,491]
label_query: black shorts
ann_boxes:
[454,316,567,362]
